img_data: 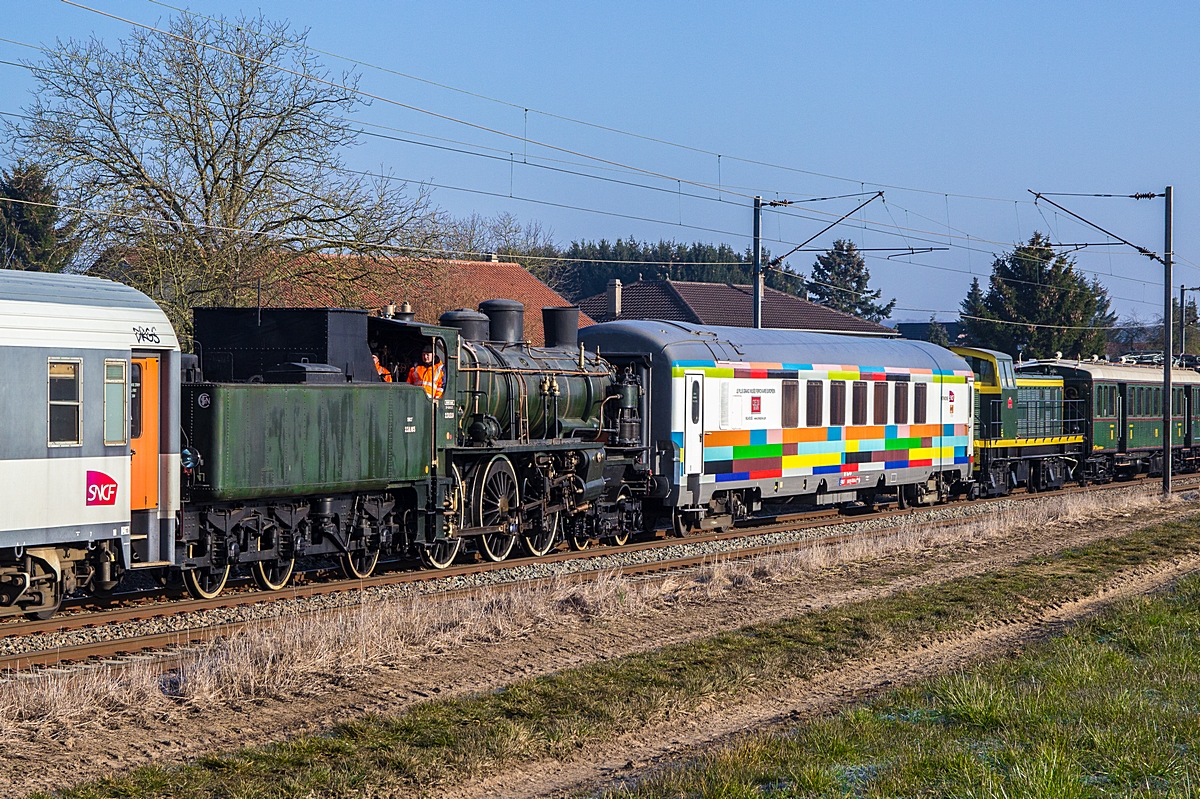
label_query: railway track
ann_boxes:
[3,476,1196,673]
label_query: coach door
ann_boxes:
[130,356,160,511]
[683,372,704,477]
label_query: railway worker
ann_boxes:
[373,354,393,382]
[407,344,444,399]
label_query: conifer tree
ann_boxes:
[0,162,77,272]
[960,233,1112,359]
[807,239,894,322]
[926,316,951,347]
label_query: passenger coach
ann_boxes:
[0,271,180,618]
[1017,359,1200,477]
[579,321,975,534]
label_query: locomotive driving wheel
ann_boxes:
[184,564,230,600]
[567,515,591,550]
[523,511,559,557]
[474,455,519,562]
[421,465,464,569]
[521,475,558,557]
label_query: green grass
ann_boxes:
[42,515,1200,799]
[608,572,1200,798]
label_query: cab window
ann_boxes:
[966,356,997,387]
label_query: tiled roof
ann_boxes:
[578,280,895,336]
[265,257,592,346]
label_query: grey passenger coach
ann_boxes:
[0,271,180,618]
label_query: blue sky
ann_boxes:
[3,1,1197,322]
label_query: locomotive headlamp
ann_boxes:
[180,447,200,471]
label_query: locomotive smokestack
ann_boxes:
[607,278,622,319]
[479,299,525,344]
[543,306,580,349]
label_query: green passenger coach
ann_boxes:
[1015,359,1200,478]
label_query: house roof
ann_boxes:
[577,279,895,337]
[265,257,592,346]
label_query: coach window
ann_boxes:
[874,382,888,425]
[806,380,823,426]
[130,362,143,439]
[48,359,82,446]
[914,382,928,424]
[103,360,128,445]
[830,381,847,426]
[852,381,868,426]
[782,379,799,428]
[894,382,909,425]
[690,381,701,424]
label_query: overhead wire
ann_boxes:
[135,0,1054,206]
[2,33,1189,287]
[4,16,1194,308]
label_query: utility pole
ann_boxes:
[1182,284,1187,362]
[752,196,763,329]
[1163,186,1174,497]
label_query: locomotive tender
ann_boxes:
[6,268,1199,618]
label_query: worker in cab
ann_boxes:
[373,354,393,382]
[407,344,444,399]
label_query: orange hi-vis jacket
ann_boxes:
[407,362,445,399]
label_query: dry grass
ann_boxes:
[0,485,1175,742]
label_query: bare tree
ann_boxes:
[442,212,561,286]
[9,12,444,340]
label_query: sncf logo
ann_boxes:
[86,471,118,506]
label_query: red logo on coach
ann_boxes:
[86,471,118,506]
[751,395,762,413]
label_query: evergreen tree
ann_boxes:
[960,232,1112,359]
[0,161,77,272]
[960,277,998,346]
[926,316,951,347]
[551,237,799,302]
[807,239,895,322]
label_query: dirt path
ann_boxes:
[469,551,1200,799]
[3,499,1196,797]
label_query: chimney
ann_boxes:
[490,252,499,263]
[607,278,622,319]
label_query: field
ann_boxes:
[22,492,1200,799]
[609,571,1200,798]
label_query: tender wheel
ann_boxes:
[422,464,466,569]
[474,455,520,562]
[339,548,380,580]
[252,558,295,591]
[420,538,462,569]
[184,564,231,600]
